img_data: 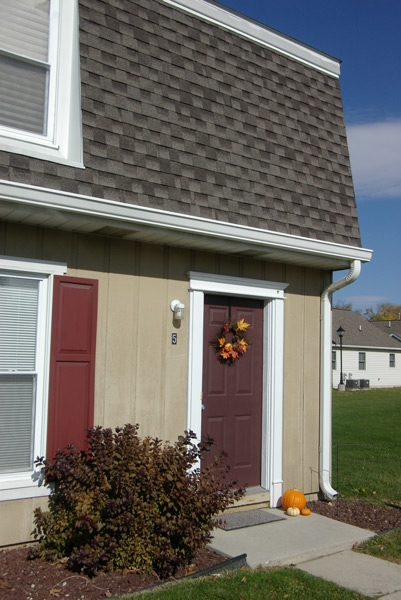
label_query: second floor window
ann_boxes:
[0,1,53,136]
[0,0,83,166]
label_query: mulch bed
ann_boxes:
[308,499,401,533]
[0,545,225,600]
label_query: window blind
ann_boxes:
[0,0,50,135]
[0,374,36,472]
[0,276,39,370]
[0,275,39,473]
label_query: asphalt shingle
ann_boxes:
[333,309,401,349]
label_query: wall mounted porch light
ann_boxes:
[170,299,185,321]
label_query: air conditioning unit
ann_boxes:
[345,379,360,389]
[359,379,370,389]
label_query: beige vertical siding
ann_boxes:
[0,496,48,547]
[1,221,327,543]
[282,267,328,497]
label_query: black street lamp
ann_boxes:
[337,326,345,388]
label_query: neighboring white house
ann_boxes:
[332,309,401,389]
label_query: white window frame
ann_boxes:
[187,272,288,507]
[389,353,395,368]
[0,256,66,501]
[0,0,83,168]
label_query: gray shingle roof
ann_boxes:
[332,309,401,349]
[371,320,401,343]
[0,0,362,248]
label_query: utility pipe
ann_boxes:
[319,260,361,500]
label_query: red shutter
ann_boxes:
[47,276,98,459]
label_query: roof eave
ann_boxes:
[336,344,401,351]
[0,180,372,271]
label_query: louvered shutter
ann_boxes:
[47,277,98,460]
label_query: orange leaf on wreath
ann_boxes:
[217,336,226,348]
[236,318,250,332]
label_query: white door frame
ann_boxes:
[187,272,288,507]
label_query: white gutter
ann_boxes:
[319,259,362,500]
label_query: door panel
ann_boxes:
[202,295,264,487]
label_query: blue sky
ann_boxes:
[219,0,401,313]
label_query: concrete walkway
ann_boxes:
[209,509,401,598]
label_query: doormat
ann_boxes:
[217,509,285,531]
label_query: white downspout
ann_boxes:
[319,260,361,500]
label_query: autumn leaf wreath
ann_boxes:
[215,318,250,364]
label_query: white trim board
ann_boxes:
[187,272,287,506]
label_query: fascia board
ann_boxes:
[162,0,340,77]
[0,180,372,267]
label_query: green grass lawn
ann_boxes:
[120,568,369,599]
[357,529,401,565]
[332,387,401,503]
[332,387,401,566]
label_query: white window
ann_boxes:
[0,0,83,167]
[0,275,41,474]
[389,353,395,368]
[0,257,66,500]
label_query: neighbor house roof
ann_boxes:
[371,320,401,343]
[332,309,401,349]
[0,0,371,269]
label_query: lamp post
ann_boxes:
[337,326,345,391]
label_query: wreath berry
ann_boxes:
[215,318,250,364]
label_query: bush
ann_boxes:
[30,425,244,577]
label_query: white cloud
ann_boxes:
[346,120,401,199]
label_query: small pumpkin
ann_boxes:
[281,488,307,511]
[286,506,300,517]
[301,507,311,516]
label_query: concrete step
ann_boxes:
[226,486,270,513]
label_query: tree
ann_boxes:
[364,303,401,321]
[333,301,362,315]
[333,301,353,310]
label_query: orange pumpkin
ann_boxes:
[301,507,311,516]
[281,489,307,511]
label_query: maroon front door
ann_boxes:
[201,295,264,487]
